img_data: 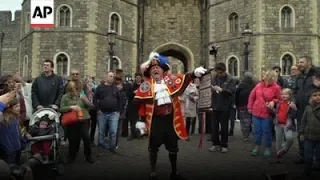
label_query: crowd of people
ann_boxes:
[0,54,319,179]
[204,56,319,179]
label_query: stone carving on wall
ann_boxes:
[167,18,177,30]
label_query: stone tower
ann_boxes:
[139,0,206,73]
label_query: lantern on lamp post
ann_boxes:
[242,24,253,71]
[107,30,117,71]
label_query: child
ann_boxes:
[273,88,296,162]
[299,89,320,178]
[28,114,54,162]
[0,96,28,164]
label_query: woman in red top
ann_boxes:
[247,70,281,158]
[273,88,297,162]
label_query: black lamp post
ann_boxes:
[242,24,253,71]
[107,30,117,71]
[209,43,220,67]
[0,31,4,72]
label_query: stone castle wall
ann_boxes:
[143,0,202,70]
[0,11,21,74]
[208,0,320,78]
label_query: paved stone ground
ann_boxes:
[31,121,319,180]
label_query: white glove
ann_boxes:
[194,66,207,77]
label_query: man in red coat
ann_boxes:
[134,52,207,180]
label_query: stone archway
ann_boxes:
[152,42,194,72]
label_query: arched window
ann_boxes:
[57,5,72,27]
[108,56,122,71]
[228,13,239,33]
[109,13,122,35]
[227,56,239,77]
[54,53,70,76]
[280,6,294,28]
[281,54,294,75]
[22,56,28,77]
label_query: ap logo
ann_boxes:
[30,0,54,28]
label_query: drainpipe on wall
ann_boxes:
[137,0,145,72]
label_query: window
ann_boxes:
[227,57,239,77]
[108,56,122,71]
[228,13,239,33]
[22,56,28,77]
[109,13,122,35]
[57,5,72,27]
[280,6,294,28]
[281,54,293,75]
[55,53,69,76]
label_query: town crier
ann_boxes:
[134,52,207,180]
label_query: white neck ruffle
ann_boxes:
[154,80,171,106]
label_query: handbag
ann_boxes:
[262,87,276,117]
[61,111,79,126]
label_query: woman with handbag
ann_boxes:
[247,70,281,158]
[60,81,94,164]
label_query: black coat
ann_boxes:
[235,78,257,108]
[31,73,64,109]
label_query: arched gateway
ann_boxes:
[152,42,195,73]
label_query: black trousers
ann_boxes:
[186,117,196,135]
[89,109,97,142]
[211,110,229,148]
[229,107,237,132]
[149,114,178,153]
[67,122,92,159]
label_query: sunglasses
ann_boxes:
[72,73,79,76]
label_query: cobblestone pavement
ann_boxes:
[33,121,319,180]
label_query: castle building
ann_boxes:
[0,0,319,79]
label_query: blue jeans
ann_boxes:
[304,139,320,175]
[97,112,120,150]
[252,116,272,148]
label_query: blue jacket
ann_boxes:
[0,102,24,155]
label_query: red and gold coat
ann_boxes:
[134,73,195,140]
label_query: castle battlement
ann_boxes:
[0,10,22,25]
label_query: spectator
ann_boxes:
[31,60,64,111]
[0,91,30,164]
[209,62,236,153]
[299,89,320,178]
[247,70,281,158]
[294,56,317,164]
[235,71,256,141]
[94,71,120,152]
[114,77,127,147]
[81,75,97,144]
[126,72,143,140]
[60,81,94,164]
[182,79,199,135]
[229,78,240,136]
[272,66,287,88]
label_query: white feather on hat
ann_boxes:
[140,52,160,74]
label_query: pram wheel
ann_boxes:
[53,163,65,175]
